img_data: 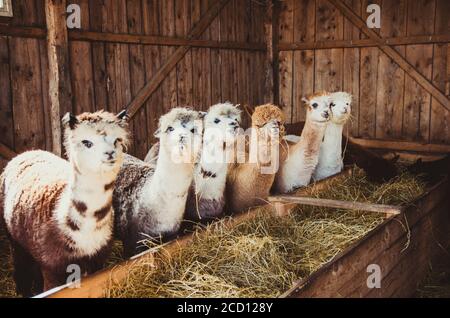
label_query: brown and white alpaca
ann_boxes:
[312,91,352,181]
[274,92,331,193]
[226,104,287,214]
[113,108,203,257]
[0,111,129,296]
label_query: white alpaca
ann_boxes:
[312,91,352,181]
[185,102,241,222]
[274,92,331,193]
[0,111,129,295]
[113,108,203,257]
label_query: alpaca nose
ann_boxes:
[343,107,348,114]
[229,121,238,127]
[105,151,116,160]
[322,111,329,119]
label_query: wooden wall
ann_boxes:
[0,0,266,163]
[277,0,450,144]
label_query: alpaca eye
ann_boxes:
[166,126,174,133]
[214,118,221,124]
[82,140,93,148]
[191,128,196,134]
[312,103,318,108]
[346,103,349,106]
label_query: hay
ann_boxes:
[0,166,429,297]
[0,226,16,298]
[107,166,426,298]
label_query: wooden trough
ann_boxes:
[35,158,450,298]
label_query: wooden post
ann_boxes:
[263,0,279,104]
[45,0,73,156]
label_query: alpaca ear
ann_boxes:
[62,112,78,130]
[117,109,130,121]
[301,97,309,104]
[154,128,161,138]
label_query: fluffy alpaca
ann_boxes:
[226,104,287,214]
[0,111,129,296]
[184,103,241,222]
[274,92,331,193]
[113,108,203,257]
[312,92,352,181]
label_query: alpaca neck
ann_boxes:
[56,163,116,256]
[194,136,229,199]
[321,122,344,164]
[313,122,344,180]
[145,146,194,203]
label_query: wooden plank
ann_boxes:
[283,177,449,297]
[348,137,450,154]
[127,0,148,159]
[127,0,230,118]
[314,0,344,93]
[278,34,450,50]
[209,0,222,104]
[292,0,315,123]
[358,0,381,139]
[0,142,16,160]
[70,0,95,114]
[175,0,194,107]
[68,30,265,50]
[219,0,233,103]
[402,0,436,142]
[263,0,277,103]
[278,0,294,122]
[142,0,164,147]
[327,0,450,112]
[375,0,406,140]
[0,36,14,150]
[103,0,131,114]
[0,25,46,38]
[45,0,73,156]
[89,1,109,111]
[39,38,53,151]
[268,196,403,215]
[342,0,360,137]
[430,0,450,144]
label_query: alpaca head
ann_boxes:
[62,110,130,176]
[302,92,331,123]
[329,91,352,124]
[203,102,241,145]
[251,104,286,139]
[155,107,203,164]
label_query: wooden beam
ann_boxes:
[0,142,16,160]
[127,0,230,118]
[0,25,46,38]
[45,0,73,156]
[268,196,403,215]
[69,30,265,51]
[0,26,265,51]
[348,137,450,154]
[279,34,450,51]
[327,0,450,112]
[263,0,280,103]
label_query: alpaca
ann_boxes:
[0,111,129,296]
[312,91,352,181]
[226,104,287,214]
[113,107,203,257]
[184,102,241,223]
[274,92,331,193]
